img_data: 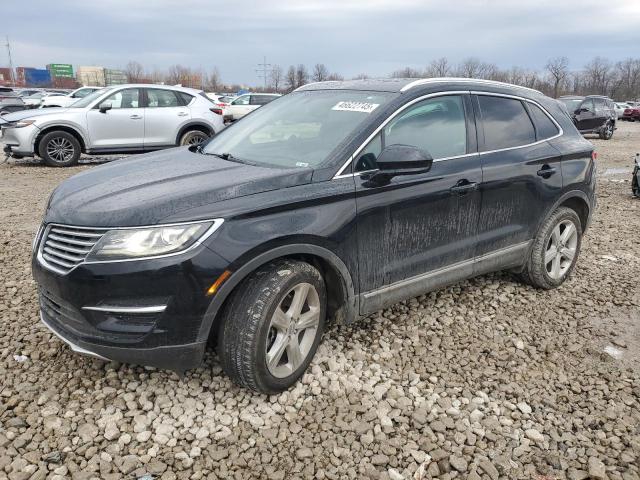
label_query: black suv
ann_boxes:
[559,95,616,139]
[33,78,596,393]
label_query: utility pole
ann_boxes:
[255,56,271,91]
[4,36,15,87]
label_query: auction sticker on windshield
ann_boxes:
[332,101,379,113]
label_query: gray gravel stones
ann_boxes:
[1,124,640,478]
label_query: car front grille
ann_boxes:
[39,224,108,274]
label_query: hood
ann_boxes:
[0,107,71,124]
[45,147,313,227]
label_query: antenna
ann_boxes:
[4,36,15,87]
[255,56,272,91]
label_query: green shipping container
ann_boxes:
[47,63,74,78]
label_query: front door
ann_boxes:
[353,94,482,314]
[473,94,563,261]
[143,88,190,147]
[86,88,144,149]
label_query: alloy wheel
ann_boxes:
[544,219,578,280]
[46,137,75,162]
[188,133,207,145]
[265,282,321,378]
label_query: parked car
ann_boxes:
[613,102,627,119]
[0,87,25,114]
[17,89,43,98]
[31,78,596,393]
[621,105,640,121]
[222,93,281,121]
[1,84,224,166]
[22,91,62,109]
[558,95,616,139]
[39,86,102,108]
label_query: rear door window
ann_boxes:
[478,96,536,151]
[146,89,180,108]
[527,103,560,140]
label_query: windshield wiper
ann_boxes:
[203,151,243,163]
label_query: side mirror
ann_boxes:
[362,144,433,186]
[99,102,112,113]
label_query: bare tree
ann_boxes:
[166,65,194,86]
[125,61,144,83]
[295,64,309,88]
[312,63,329,82]
[584,57,612,95]
[270,65,283,92]
[457,58,482,78]
[545,56,569,98]
[390,67,422,78]
[206,67,222,92]
[426,57,450,77]
[286,65,297,91]
[326,72,344,81]
[352,73,370,80]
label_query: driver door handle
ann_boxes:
[450,180,478,195]
[537,165,557,178]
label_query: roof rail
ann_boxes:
[400,77,542,94]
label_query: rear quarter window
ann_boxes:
[478,95,536,151]
[527,103,560,140]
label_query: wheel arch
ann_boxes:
[34,125,87,155]
[543,190,592,233]
[197,244,358,344]
[176,122,213,145]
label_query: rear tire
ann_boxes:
[179,129,210,146]
[38,131,81,167]
[217,259,326,394]
[519,207,582,289]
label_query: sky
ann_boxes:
[2,0,640,85]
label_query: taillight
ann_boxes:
[210,107,223,115]
[592,151,598,161]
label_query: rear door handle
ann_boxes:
[177,112,189,117]
[130,114,142,120]
[537,165,557,178]
[450,180,478,194]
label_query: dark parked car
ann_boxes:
[621,105,640,121]
[32,78,596,393]
[633,153,639,198]
[559,95,616,139]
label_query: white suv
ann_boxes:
[222,93,281,121]
[0,84,225,166]
[39,86,102,108]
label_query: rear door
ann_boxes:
[474,94,563,260]
[85,87,144,148]
[143,88,190,147]
[574,98,597,131]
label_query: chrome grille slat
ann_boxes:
[47,233,96,247]
[39,224,107,274]
[45,240,93,255]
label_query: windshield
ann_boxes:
[203,90,394,168]
[69,88,112,108]
[560,98,583,113]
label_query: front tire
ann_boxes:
[519,207,582,289]
[218,260,326,394]
[599,121,614,140]
[179,129,210,147]
[38,131,81,167]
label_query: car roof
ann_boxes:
[296,77,543,95]
[107,84,204,93]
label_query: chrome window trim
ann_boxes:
[333,91,469,179]
[333,90,563,179]
[400,77,542,95]
[472,91,563,155]
[37,218,224,275]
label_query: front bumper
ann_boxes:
[32,237,231,371]
[0,124,38,156]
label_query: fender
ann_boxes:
[176,122,215,144]
[538,189,593,233]
[196,243,358,343]
[34,123,89,152]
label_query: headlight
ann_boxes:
[86,220,223,261]
[14,119,37,128]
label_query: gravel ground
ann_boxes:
[0,123,639,480]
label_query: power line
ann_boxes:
[255,56,272,90]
